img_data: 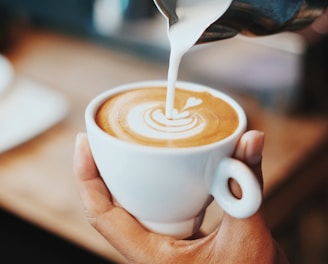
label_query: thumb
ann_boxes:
[213,131,276,262]
[228,130,264,200]
[220,129,266,230]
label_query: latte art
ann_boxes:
[127,98,206,140]
[96,87,238,148]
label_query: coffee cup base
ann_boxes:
[139,212,205,239]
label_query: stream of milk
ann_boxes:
[165,0,232,119]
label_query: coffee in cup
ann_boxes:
[95,86,239,148]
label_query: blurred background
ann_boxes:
[0,0,327,263]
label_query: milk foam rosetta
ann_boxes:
[96,87,239,148]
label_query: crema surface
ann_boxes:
[96,87,238,148]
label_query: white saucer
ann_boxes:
[0,54,14,96]
[0,76,69,153]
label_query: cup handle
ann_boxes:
[210,158,262,219]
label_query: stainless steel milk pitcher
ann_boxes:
[154,0,328,43]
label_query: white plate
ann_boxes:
[0,76,69,153]
[0,55,14,96]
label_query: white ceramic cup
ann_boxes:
[85,80,262,239]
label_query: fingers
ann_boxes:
[234,130,264,167]
[218,130,267,230]
[297,8,328,45]
[217,131,272,251]
[230,130,264,198]
[211,131,286,262]
[73,133,172,262]
[73,133,115,223]
[73,133,99,182]
[310,8,328,35]
[210,128,285,263]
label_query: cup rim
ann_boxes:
[85,80,247,154]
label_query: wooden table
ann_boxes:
[1,29,327,263]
